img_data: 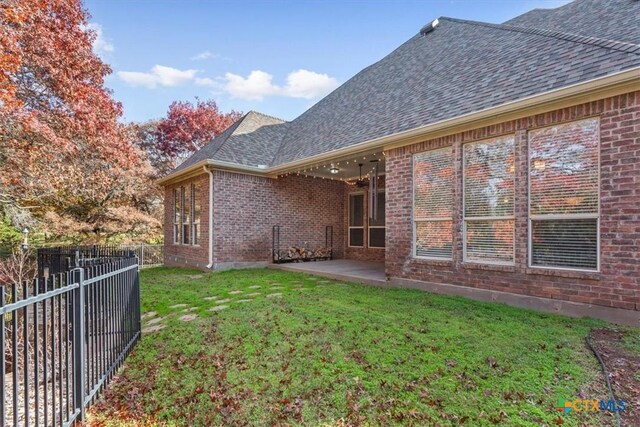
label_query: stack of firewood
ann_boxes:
[313,247,332,258]
[274,246,332,262]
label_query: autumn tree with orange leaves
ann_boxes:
[156,99,242,158]
[0,0,161,245]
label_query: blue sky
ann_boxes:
[85,0,571,123]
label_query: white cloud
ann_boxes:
[282,69,338,99]
[224,70,280,101]
[86,23,114,54]
[222,69,338,101]
[117,65,198,89]
[190,50,219,61]
[194,77,220,87]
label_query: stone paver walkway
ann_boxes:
[210,305,228,312]
[142,325,165,334]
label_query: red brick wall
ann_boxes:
[344,176,386,262]
[212,171,345,266]
[386,91,640,311]
[164,173,210,269]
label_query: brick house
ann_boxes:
[159,0,640,324]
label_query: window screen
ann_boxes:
[349,194,364,247]
[529,118,599,270]
[369,191,385,248]
[413,147,453,258]
[463,135,515,264]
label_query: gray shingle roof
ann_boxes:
[173,111,287,172]
[168,0,640,178]
[504,0,640,45]
[271,12,640,165]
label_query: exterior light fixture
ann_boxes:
[329,165,339,174]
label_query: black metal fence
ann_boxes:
[1,250,140,426]
[119,244,164,269]
[37,245,163,276]
[37,246,134,277]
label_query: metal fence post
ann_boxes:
[72,267,86,420]
[140,243,145,268]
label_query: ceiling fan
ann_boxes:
[355,163,369,188]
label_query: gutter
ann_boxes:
[157,67,640,184]
[203,166,214,269]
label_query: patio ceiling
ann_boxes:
[276,149,386,182]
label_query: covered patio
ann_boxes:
[268,259,386,286]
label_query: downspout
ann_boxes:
[203,166,214,269]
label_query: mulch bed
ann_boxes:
[588,328,640,426]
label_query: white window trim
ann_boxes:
[181,186,191,245]
[173,188,181,245]
[462,137,516,266]
[174,184,202,247]
[412,148,454,261]
[348,192,365,248]
[527,120,601,273]
[190,184,201,247]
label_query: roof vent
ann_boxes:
[420,18,440,36]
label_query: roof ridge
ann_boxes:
[246,110,288,123]
[267,122,291,166]
[439,16,640,55]
[208,117,245,157]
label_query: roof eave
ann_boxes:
[156,159,269,185]
[157,66,640,185]
[267,66,640,175]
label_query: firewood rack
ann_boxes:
[272,225,333,263]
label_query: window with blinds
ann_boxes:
[413,147,453,259]
[173,188,181,244]
[529,118,599,271]
[191,184,201,245]
[182,186,191,245]
[463,135,515,264]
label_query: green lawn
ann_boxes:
[90,267,615,426]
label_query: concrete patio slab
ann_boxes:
[268,260,385,286]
